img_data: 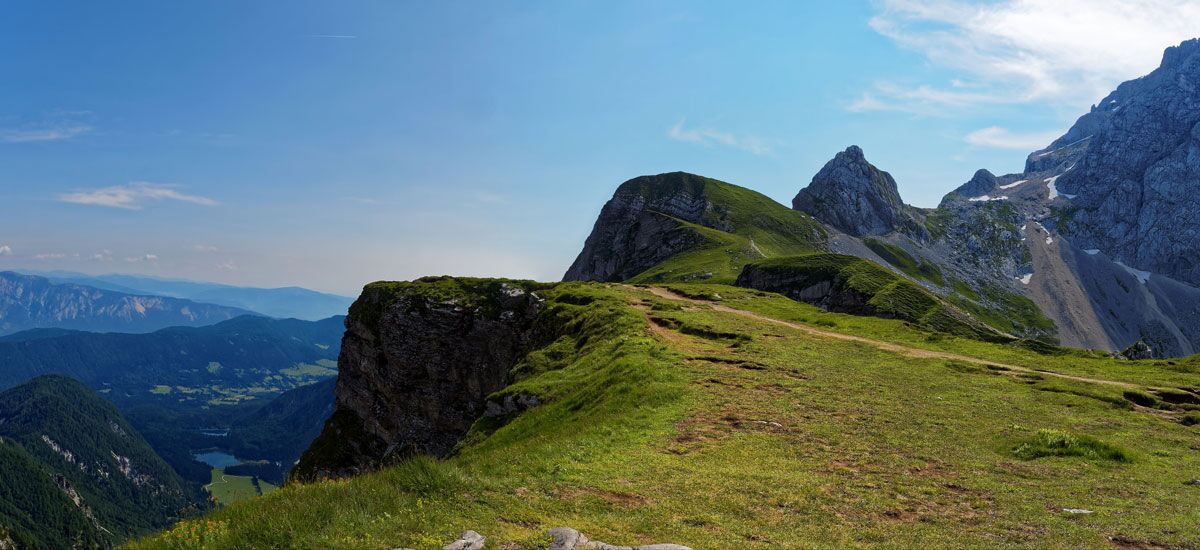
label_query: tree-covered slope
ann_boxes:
[0,314,343,409]
[0,376,206,548]
[0,438,109,550]
[134,280,1200,548]
[227,377,336,466]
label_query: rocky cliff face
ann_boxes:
[563,172,733,282]
[792,146,925,238]
[1050,38,1200,286]
[293,278,545,480]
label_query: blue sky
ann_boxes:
[1,1,1196,294]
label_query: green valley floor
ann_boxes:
[134,284,1200,549]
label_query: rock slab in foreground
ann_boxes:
[549,527,693,550]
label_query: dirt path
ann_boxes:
[203,473,229,492]
[643,286,1140,390]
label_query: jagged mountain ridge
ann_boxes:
[27,271,354,321]
[1050,39,1200,286]
[560,39,1200,357]
[0,271,251,336]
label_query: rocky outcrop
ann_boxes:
[441,530,486,550]
[293,278,545,481]
[736,257,876,316]
[949,169,998,199]
[563,172,732,282]
[1049,38,1200,286]
[792,146,925,238]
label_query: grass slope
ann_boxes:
[205,468,277,506]
[134,282,1200,549]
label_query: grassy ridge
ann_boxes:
[624,177,827,283]
[863,238,945,286]
[134,282,1200,549]
[736,254,1002,342]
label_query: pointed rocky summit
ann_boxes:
[792,145,922,238]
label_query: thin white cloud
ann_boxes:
[193,244,219,252]
[668,119,772,155]
[862,0,1200,112]
[0,245,11,256]
[91,249,113,262]
[0,124,92,143]
[59,182,217,210]
[34,253,66,260]
[964,126,1064,150]
[216,259,238,271]
[124,253,158,263]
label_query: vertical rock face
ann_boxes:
[1049,38,1200,286]
[292,278,545,481]
[563,172,731,282]
[792,146,924,238]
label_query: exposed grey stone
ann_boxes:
[442,530,485,550]
[792,145,926,239]
[549,527,692,550]
[1047,38,1200,287]
[949,169,997,199]
[549,527,588,550]
[1061,508,1094,515]
[484,393,542,418]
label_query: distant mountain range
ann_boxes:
[0,271,250,336]
[25,271,353,321]
[0,375,204,548]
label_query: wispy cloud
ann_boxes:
[193,244,219,252]
[964,126,1064,150]
[0,124,92,143]
[0,245,11,256]
[216,259,238,271]
[668,119,772,155]
[59,182,217,210]
[860,0,1200,112]
[34,253,66,260]
[0,111,94,143]
[91,249,113,262]
[124,253,158,263]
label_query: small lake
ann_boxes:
[193,450,241,468]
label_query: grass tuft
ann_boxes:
[1012,429,1131,462]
